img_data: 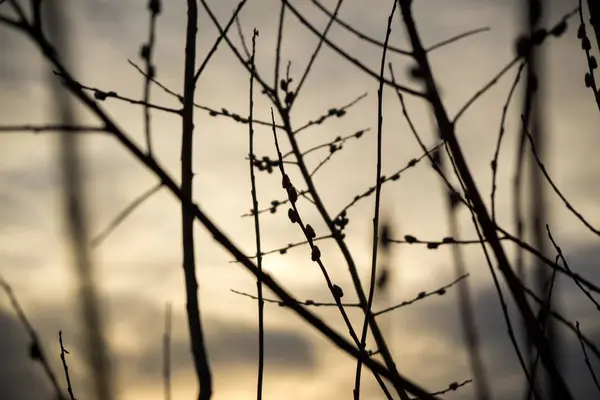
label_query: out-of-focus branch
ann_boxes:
[0,278,67,400]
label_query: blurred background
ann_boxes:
[0,0,599,398]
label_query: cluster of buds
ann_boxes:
[282,173,322,264]
[252,155,279,174]
[280,78,295,108]
[514,19,568,59]
[333,210,349,233]
[578,23,599,92]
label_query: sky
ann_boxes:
[1,0,600,399]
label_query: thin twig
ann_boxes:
[193,0,249,83]
[231,289,361,308]
[576,321,600,394]
[59,331,76,400]
[374,274,469,316]
[516,280,600,361]
[388,234,508,248]
[0,124,106,133]
[273,1,286,97]
[141,0,161,156]
[310,0,411,56]
[546,225,600,310]
[129,60,282,129]
[335,142,443,220]
[523,120,600,237]
[292,92,368,135]
[55,74,181,114]
[356,2,405,399]
[241,234,332,260]
[234,14,251,59]
[90,183,163,248]
[248,29,265,400]
[490,62,525,221]
[282,0,425,97]
[409,379,472,400]
[291,0,344,108]
[425,27,490,52]
[499,226,600,295]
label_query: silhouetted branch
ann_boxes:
[247,29,265,400]
[292,93,368,135]
[230,288,361,308]
[282,0,424,97]
[0,124,106,133]
[578,0,600,111]
[453,8,577,123]
[490,62,525,221]
[523,120,600,237]
[546,225,600,310]
[129,60,284,129]
[576,321,600,394]
[397,0,572,396]
[289,0,343,108]
[355,2,406,398]
[54,72,181,114]
[193,0,248,83]
[374,274,469,316]
[425,27,490,52]
[140,0,161,156]
[59,331,76,400]
[310,0,411,56]
[409,379,472,400]
[181,1,212,398]
[335,142,444,221]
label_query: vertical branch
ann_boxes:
[273,1,285,96]
[432,148,491,399]
[526,260,558,400]
[520,1,559,398]
[247,29,265,400]
[181,1,212,399]
[163,303,172,400]
[355,2,408,400]
[46,2,113,399]
[141,0,162,156]
[59,331,76,400]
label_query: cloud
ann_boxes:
[1,0,599,398]
[0,290,316,399]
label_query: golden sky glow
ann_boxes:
[1,0,599,399]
